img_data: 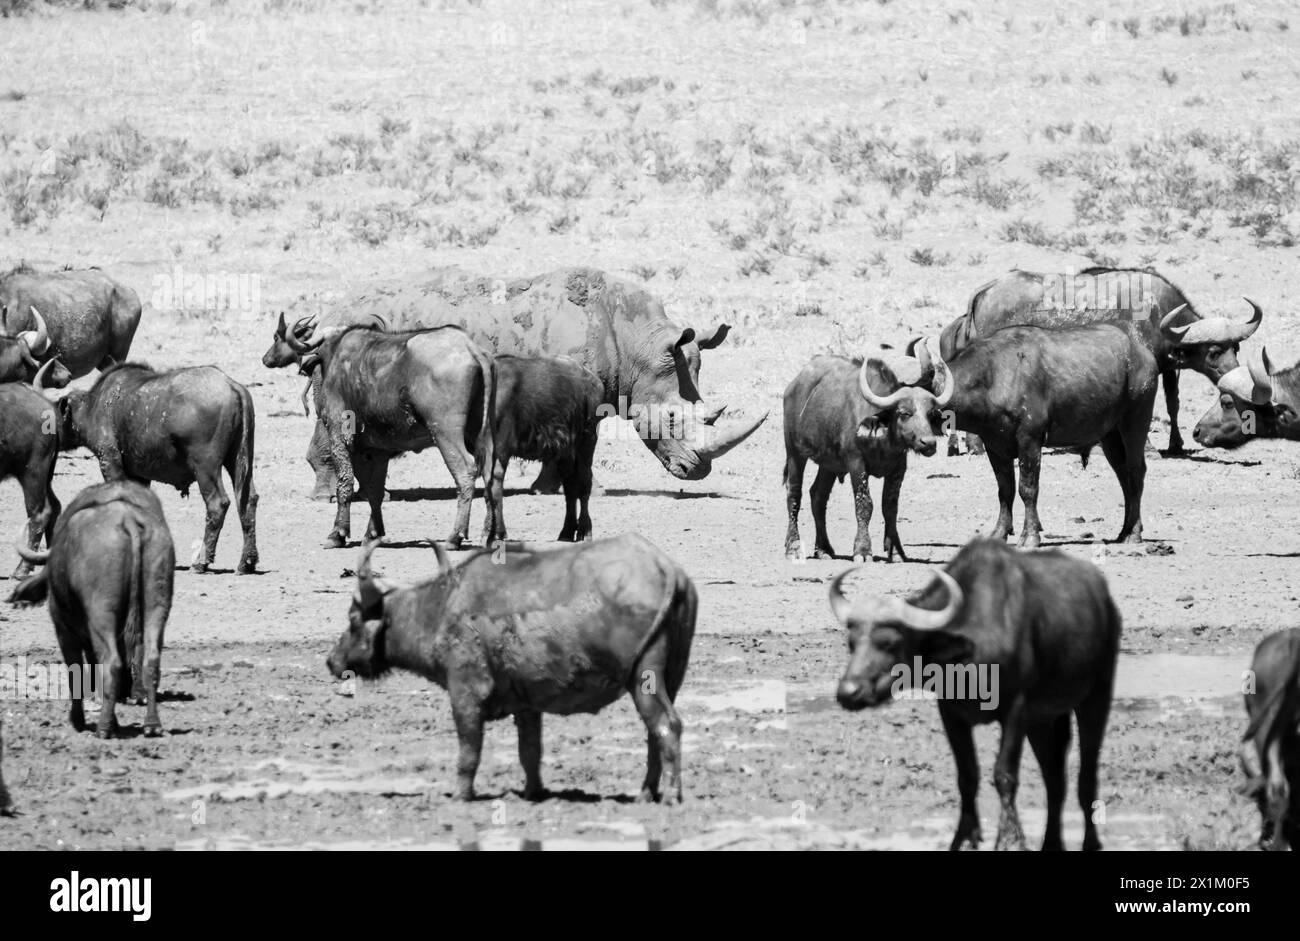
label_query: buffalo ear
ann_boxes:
[276,311,287,338]
[673,328,696,351]
[695,323,731,350]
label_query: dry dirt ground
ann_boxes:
[2,0,1298,850]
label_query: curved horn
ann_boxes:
[1166,298,1263,345]
[355,539,381,580]
[285,327,324,354]
[700,402,727,426]
[431,539,451,574]
[692,410,768,461]
[892,568,964,631]
[827,567,858,626]
[1247,345,1273,396]
[292,315,317,337]
[14,544,50,565]
[1158,303,1190,334]
[858,360,909,410]
[1234,297,1264,342]
[31,357,56,390]
[932,354,954,409]
[19,307,50,356]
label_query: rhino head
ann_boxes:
[618,323,768,480]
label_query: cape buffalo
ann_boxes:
[328,535,696,802]
[1240,628,1300,851]
[2,359,64,578]
[264,267,767,497]
[287,324,495,549]
[485,355,603,544]
[0,266,142,378]
[57,363,259,574]
[830,537,1122,850]
[782,351,944,562]
[8,481,175,738]
[916,323,1160,548]
[1194,346,1299,448]
[922,267,1261,453]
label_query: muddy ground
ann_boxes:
[2,1,1298,850]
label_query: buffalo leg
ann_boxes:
[140,582,169,737]
[13,475,54,579]
[0,718,10,814]
[574,450,594,541]
[848,464,873,562]
[992,699,1028,850]
[326,436,355,549]
[939,703,981,850]
[809,467,837,560]
[1015,437,1044,549]
[880,463,909,563]
[514,709,545,800]
[307,419,338,502]
[1115,400,1154,543]
[529,461,563,495]
[558,464,593,543]
[1075,680,1112,851]
[449,694,484,801]
[354,452,389,542]
[1161,367,1184,454]
[632,672,684,805]
[1027,714,1071,851]
[87,622,123,740]
[1264,739,1291,850]
[192,467,231,573]
[1098,430,1132,543]
[56,634,88,733]
[483,454,507,544]
[784,452,807,560]
[984,445,1016,541]
[430,425,479,550]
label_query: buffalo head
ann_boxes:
[856,351,947,457]
[328,540,403,680]
[0,307,66,385]
[1160,298,1262,381]
[828,566,967,710]
[1194,346,1298,448]
[262,312,317,369]
[630,323,767,480]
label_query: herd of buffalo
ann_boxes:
[0,261,1296,851]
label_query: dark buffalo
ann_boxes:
[485,355,603,544]
[917,323,1160,548]
[782,352,944,562]
[830,537,1122,850]
[287,325,495,549]
[922,267,1261,453]
[0,307,71,386]
[327,535,696,802]
[1240,628,1300,851]
[265,267,767,497]
[1,360,63,578]
[0,266,142,378]
[8,481,174,738]
[1194,346,1300,448]
[57,363,259,574]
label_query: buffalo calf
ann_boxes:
[830,537,1121,850]
[9,481,175,738]
[58,363,258,573]
[484,355,603,543]
[328,535,696,802]
[1241,628,1300,850]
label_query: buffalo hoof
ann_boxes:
[236,559,258,575]
[639,787,660,803]
[94,728,114,741]
[1117,531,1143,544]
[445,533,465,551]
[521,784,547,802]
[10,564,33,580]
[811,544,835,561]
[322,532,347,549]
[310,489,335,502]
[190,562,209,575]
[143,724,164,738]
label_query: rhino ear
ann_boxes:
[695,323,731,350]
[673,328,696,351]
